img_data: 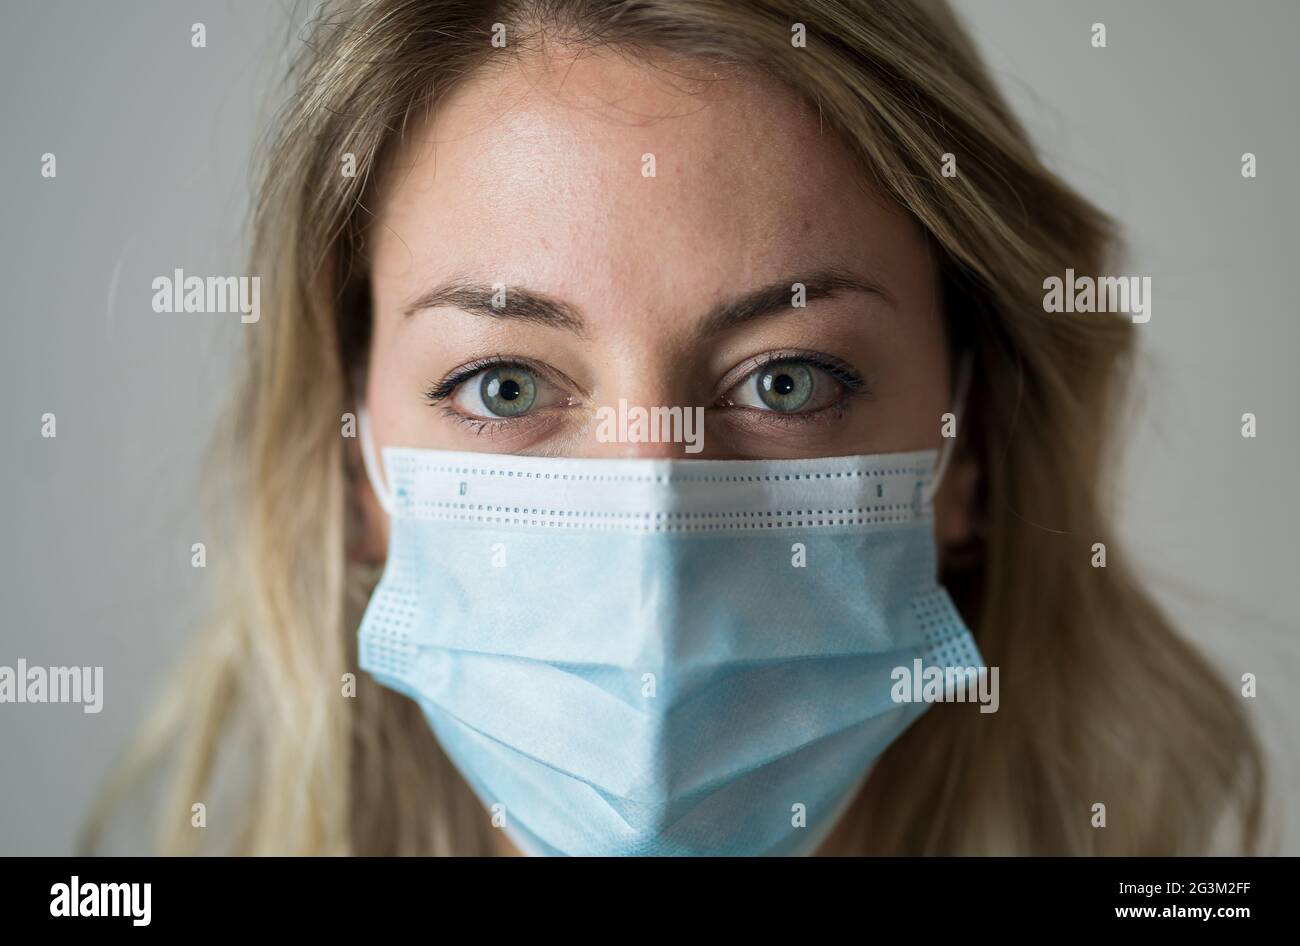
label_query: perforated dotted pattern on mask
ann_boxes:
[913,589,983,670]
[394,499,925,532]
[389,454,933,484]
[357,554,421,683]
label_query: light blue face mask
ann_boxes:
[356,360,982,857]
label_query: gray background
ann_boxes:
[1,0,1296,854]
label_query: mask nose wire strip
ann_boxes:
[358,405,395,517]
[920,349,974,508]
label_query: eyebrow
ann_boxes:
[403,280,588,335]
[402,267,893,336]
[697,268,894,335]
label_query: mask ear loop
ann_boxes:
[919,349,974,508]
[357,405,395,517]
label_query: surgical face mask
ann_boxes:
[356,357,982,856]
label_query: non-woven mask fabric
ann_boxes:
[356,428,985,856]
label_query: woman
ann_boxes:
[89,0,1263,855]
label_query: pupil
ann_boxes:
[772,372,795,396]
[498,378,521,401]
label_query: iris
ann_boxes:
[480,367,536,416]
[756,361,814,412]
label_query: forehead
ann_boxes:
[371,47,929,324]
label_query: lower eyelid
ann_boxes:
[718,392,861,425]
[438,401,570,433]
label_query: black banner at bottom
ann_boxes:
[3,855,1283,932]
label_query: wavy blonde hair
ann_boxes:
[87,0,1264,855]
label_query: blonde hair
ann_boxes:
[87,0,1264,855]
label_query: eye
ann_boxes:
[723,358,854,414]
[452,365,540,418]
[429,358,578,427]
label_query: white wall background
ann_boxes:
[949,0,1300,852]
[1,0,1295,854]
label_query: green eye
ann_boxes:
[755,361,814,412]
[479,366,537,417]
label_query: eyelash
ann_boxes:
[424,355,555,435]
[425,354,539,403]
[719,350,869,428]
[731,350,867,395]
[425,351,870,431]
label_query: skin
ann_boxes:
[355,46,979,855]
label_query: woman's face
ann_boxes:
[361,48,977,554]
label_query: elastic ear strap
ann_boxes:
[357,405,394,516]
[921,349,974,507]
